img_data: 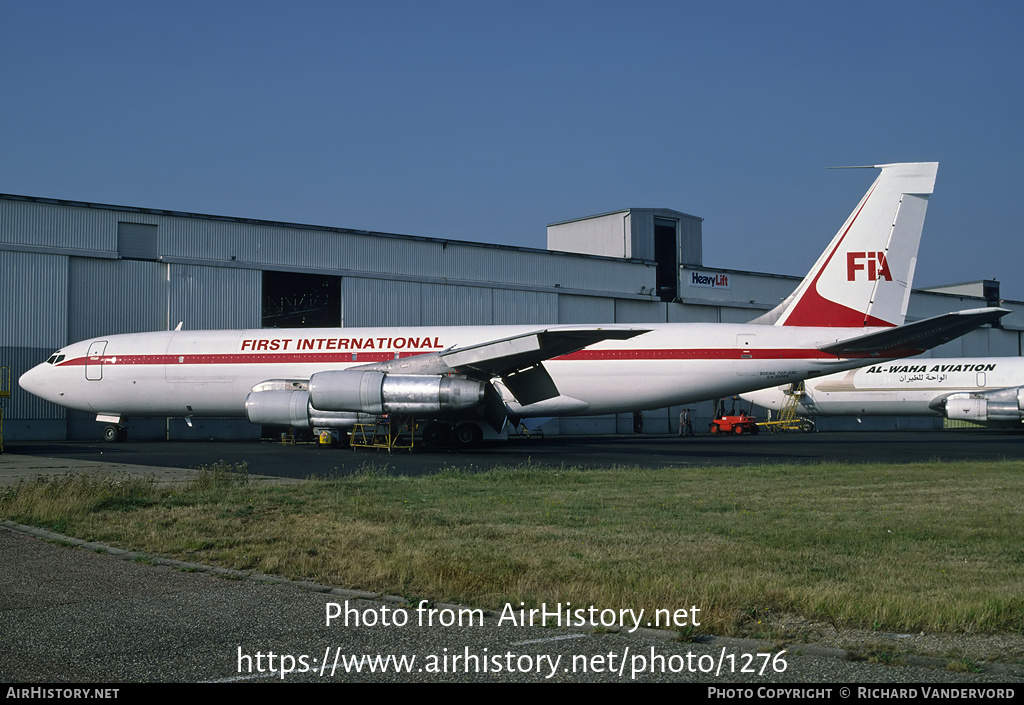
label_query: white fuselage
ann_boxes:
[17,162,953,432]
[20,322,895,420]
[742,357,1024,416]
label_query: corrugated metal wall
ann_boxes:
[615,299,668,323]
[492,289,558,325]
[420,283,494,326]
[1,251,70,432]
[548,208,703,267]
[1,251,68,346]
[558,294,615,323]
[719,307,759,324]
[342,278,422,327]
[677,216,703,267]
[69,258,165,339]
[667,303,720,323]
[340,279,559,328]
[0,199,120,252]
[169,265,260,330]
[156,215,651,297]
[547,211,630,258]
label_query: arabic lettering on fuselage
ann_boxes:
[897,373,949,383]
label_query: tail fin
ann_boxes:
[754,162,938,327]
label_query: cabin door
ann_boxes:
[85,340,107,381]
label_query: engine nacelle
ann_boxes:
[245,389,370,429]
[943,387,1024,422]
[308,370,485,415]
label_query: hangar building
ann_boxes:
[1,192,1020,441]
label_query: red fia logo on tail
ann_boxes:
[847,252,892,281]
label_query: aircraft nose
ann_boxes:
[740,388,782,409]
[19,363,53,402]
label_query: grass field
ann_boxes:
[2,459,1021,637]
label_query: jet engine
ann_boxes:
[245,389,371,429]
[940,386,1024,422]
[308,370,485,415]
[245,372,486,429]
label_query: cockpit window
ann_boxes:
[45,353,65,365]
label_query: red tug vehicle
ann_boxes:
[708,410,760,435]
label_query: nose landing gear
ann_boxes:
[102,424,127,442]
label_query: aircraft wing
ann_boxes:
[439,327,648,376]
[819,307,1010,358]
[348,326,650,418]
[351,326,649,379]
[444,327,651,407]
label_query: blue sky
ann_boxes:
[3,1,1022,298]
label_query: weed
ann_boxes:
[847,647,906,666]
[946,658,984,673]
[868,650,906,666]
[676,626,700,642]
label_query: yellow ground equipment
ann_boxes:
[350,415,418,452]
[758,381,815,433]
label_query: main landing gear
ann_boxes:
[453,422,484,448]
[420,421,484,448]
[417,420,484,449]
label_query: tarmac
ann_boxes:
[5,429,1024,483]
[0,449,300,487]
[0,452,197,487]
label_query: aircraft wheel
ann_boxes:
[454,423,482,448]
[800,420,815,433]
[422,421,452,448]
[103,424,126,443]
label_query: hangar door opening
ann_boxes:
[262,271,341,328]
[654,217,679,302]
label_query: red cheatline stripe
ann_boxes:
[60,352,415,366]
[51,347,910,369]
[559,349,833,360]
[558,348,925,360]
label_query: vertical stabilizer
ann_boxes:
[755,162,937,327]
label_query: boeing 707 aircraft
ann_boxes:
[19,162,1007,445]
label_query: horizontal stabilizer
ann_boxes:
[819,307,1010,358]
